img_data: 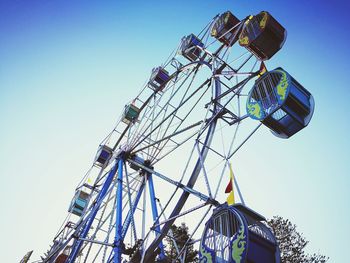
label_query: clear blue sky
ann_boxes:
[0,0,349,262]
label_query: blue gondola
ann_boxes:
[94,145,113,167]
[211,11,241,47]
[239,11,286,61]
[178,34,204,62]
[246,67,314,138]
[68,190,89,217]
[199,204,280,263]
[149,67,170,92]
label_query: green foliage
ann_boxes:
[165,223,198,263]
[267,216,328,263]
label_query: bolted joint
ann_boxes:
[117,151,127,161]
[113,240,125,250]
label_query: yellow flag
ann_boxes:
[226,163,235,205]
[227,191,235,205]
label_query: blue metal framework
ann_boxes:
[113,158,124,263]
[66,154,171,262]
[121,178,145,239]
[147,171,166,260]
[38,9,307,262]
[66,160,119,263]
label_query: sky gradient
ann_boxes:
[0,0,349,262]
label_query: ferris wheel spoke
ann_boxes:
[153,128,199,164]
[195,142,213,197]
[124,62,212,162]
[130,93,165,152]
[130,66,210,153]
[128,65,198,149]
[208,125,242,200]
[156,201,183,259]
[227,123,262,160]
[127,158,219,207]
[173,205,214,262]
[150,81,212,162]
[133,120,203,155]
[211,71,258,105]
[132,80,210,157]
[147,81,180,154]
[150,66,200,135]
[153,202,209,230]
[197,140,226,159]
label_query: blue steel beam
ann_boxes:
[113,158,124,263]
[66,160,119,263]
[147,172,166,260]
[121,179,145,239]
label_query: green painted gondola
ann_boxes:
[239,11,286,61]
[122,104,140,124]
[247,68,315,138]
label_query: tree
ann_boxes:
[267,216,328,263]
[165,223,198,262]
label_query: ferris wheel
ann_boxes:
[39,10,314,263]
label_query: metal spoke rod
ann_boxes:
[151,202,209,229]
[228,123,262,159]
[130,77,211,152]
[206,71,259,106]
[78,238,114,247]
[134,120,203,154]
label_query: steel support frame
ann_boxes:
[66,160,119,263]
[113,158,124,263]
[128,158,219,206]
[147,171,166,260]
[121,178,145,239]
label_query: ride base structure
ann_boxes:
[38,9,314,263]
